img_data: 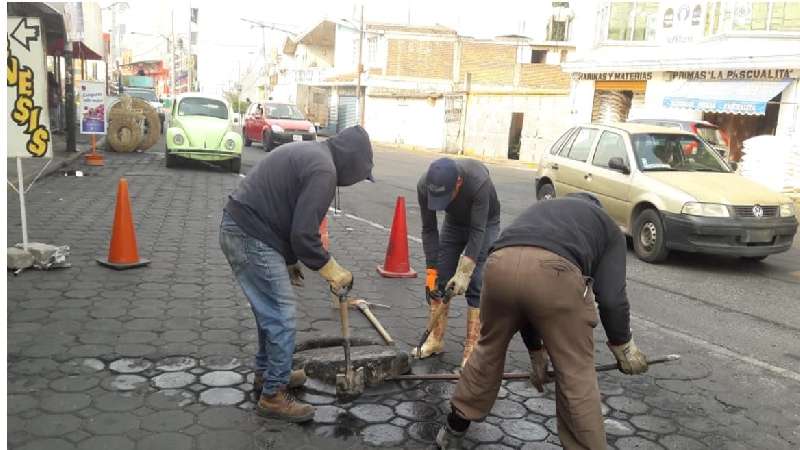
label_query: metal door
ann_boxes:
[337,96,358,132]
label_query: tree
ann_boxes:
[223,89,249,114]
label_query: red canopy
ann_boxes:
[47,38,104,60]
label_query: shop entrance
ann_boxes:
[703,93,781,161]
[591,80,647,124]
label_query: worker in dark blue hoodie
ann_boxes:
[220,125,374,423]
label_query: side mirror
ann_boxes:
[608,157,630,174]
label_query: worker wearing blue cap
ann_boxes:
[414,157,501,367]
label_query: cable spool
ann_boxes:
[107,115,144,153]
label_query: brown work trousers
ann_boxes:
[451,246,606,450]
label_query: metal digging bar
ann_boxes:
[387,354,681,382]
[413,288,455,358]
[334,285,366,401]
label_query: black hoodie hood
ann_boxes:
[326,125,374,186]
[566,192,603,209]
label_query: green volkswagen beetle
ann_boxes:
[166,94,242,172]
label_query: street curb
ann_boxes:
[374,141,539,172]
[19,150,84,188]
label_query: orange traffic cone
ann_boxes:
[377,196,417,278]
[97,178,150,270]
[320,216,330,251]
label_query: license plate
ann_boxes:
[743,230,773,243]
[292,135,303,142]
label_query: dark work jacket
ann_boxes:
[491,196,632,344]
[417,159,500,267]
[224,126,373,270]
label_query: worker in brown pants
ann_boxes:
[436,193,648,449]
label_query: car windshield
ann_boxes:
[631,133,729,173]
[695,125,726,146]
[126,90,158,102]
[265,104,305,120]
[177,98,228,120]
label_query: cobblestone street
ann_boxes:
[7,152,800,449]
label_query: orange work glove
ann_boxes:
[425,268,438,303]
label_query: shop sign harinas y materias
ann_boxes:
[7,17,51,158]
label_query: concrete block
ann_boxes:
[7,247,34,270]
[294,344,411,387]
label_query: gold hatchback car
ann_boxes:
[535,123,798,263]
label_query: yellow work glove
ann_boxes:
[608,339,649,375]
[529,349,550,393]
[445,255,476,296]
[318,256,353,293]
[287,263,304,287]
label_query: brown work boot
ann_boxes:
[460,307,481,368]
[253,369,307,399]
[413,298,449,359]
[256,386,315,423]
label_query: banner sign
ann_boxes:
[7,17,51,158]
[79,80,106,134]
[663,97,765,115]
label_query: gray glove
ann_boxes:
[287,263,304,287]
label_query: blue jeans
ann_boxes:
[219,211,296,396]
[436,220,500,307]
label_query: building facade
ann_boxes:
[564,0,800,161]
[281,9,579,163]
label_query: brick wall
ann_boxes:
[386,39,454,79]
[519,64,571,90]
[459,42,516,85]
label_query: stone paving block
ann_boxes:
[137,432,193,450]
[615,436,666,450]
[50,375,100,392]
[17,438,77,450]
[199,388,244,406]
[196,430,253,450]
[26,414,83,437]
[361,423,405,446]
[141,410,195,432]
[95,392,145,412]
[8,394,39,414]
[84,412,140,434]
[40,393,92,413]
[77,436,135,450]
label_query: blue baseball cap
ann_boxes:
[426,158,459,211]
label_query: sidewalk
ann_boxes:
[7,152,800,449]
[6,132,90,190]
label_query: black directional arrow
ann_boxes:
[10,17,40,52]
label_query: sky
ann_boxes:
[100,0,567,95]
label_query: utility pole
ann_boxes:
[240,19,297,101]
[188,1,193,91]
[170,9,175,96]
[356,5,365,126]
[65,44,76,151]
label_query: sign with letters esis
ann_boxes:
[79,80,106,134]
[7,17,51,158]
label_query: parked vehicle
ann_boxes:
[243,102,316,151]
[166,94,242,173]
[122,87,165,133]
[535,123,797,263]
[627,118,730,160]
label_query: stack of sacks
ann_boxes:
[739,135,800,193]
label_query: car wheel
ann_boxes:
[740,255,768,262]
[537,182,556,201]
[263,132,273,152]
[243,132,251,147]
[230,158,241,174]
[632,209,669,263]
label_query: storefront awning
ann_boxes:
[663,80,790,115]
